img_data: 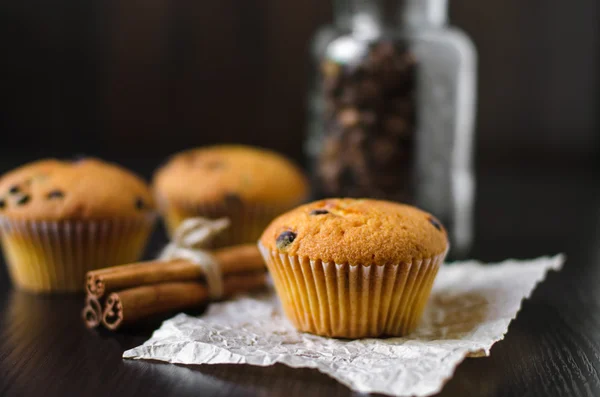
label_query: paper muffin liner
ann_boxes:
[258,242,446,338]
[162,199,298,248]
[0,215,156,293]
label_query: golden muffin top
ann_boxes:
[260,198,448,265]
[153,145,309,206]
[0,158,155,220]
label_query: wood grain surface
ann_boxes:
[0,162,600,397]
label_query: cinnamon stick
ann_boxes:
[82,295,103,329]
[86,244,263,298]
[101,272,266,330]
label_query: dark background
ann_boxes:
[1,0,599,173]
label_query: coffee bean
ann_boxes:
[384,116,408,137]
[324,79,344,97]
[371,137,398,164]
[135,198,146,210]
[347,128,366,146]
[16,195,30,206]
[322,136,343,158]
[309,209,329,215]
[378,41,395,57]
[338,109,360,127]
[319,161,343,191]
[316,40,417,200]
[324,99,338,118]
[276,231,297,250]
[47,190,64,200]
[339,87,358,106]
[8,185,20,195]
[358,80,381,101]
[429,217,443,231]
[388,98,413,115]
[360,111,377,126]
[368,41,395,65]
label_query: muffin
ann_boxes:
[259,198,448,338]
[153,145,309,247]
[0,158,156,293]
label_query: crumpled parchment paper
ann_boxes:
[124,255,564,397]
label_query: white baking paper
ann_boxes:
[124,255,564,397]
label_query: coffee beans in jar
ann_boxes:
[314,40,418,202]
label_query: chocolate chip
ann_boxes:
[428,217,442,231]
[309,209,329,215]
[8,185,20,195]
[16,195,30,206]
[46,190,64,199]
[276,231,297,250]
[224,193,243,207]
[0,199,5,210]
[135,198,146,210]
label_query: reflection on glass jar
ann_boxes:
[306,0,477,256]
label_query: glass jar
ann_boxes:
[306,0,477,256]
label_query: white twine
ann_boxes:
[159,217,230,299]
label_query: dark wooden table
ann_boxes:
[1,161,600,397]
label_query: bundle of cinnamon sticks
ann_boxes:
[83,244,266,330]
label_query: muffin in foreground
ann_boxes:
[259,198,448,338]
[153,145,309,247]
[0,158,156,293]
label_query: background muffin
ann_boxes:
[153,145,308,247]
[259,198,448,338]
[0,158,156,293]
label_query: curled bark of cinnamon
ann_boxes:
[82,295,103,329]
[86,244,263,298]
[102,273,266,330]
[83,243,267,330]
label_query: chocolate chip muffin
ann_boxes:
[0,158,156,293]
[259,198,448,338]
[153,145,309,247]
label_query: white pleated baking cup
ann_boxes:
[258,242,446,339]
[162,199,298,248]
[0,215,156,293]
